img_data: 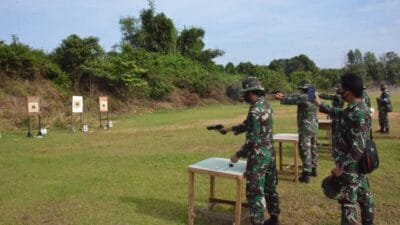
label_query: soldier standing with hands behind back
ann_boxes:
[274,80,318,183]
[218,76,280,225]
[376,83,392,134]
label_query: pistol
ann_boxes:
[206,124,224,131]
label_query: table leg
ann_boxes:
[188,171,195,225]
[235,177,243,225]
[279,141,283,171]
[208,176,216,210]
[294,143,299,182]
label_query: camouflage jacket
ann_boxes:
[362,90,371,108]
[280,93,318,135]
[377,90,391,112]
[319,93,344,108]
[232,97,274,167]
[319,101,371,172]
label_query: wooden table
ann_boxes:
[188,157,248,225]
[273,133,300,182]
[318,119,332,147]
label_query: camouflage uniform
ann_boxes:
[377,88,391,132]
[232,97,280,225]
[319,93,344,142]
[362,90,371,109]
[280,93,318,175]
[319,101,374,225]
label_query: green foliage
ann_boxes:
[0,37,70,90]
[269,54,318,76]
[52,34,104,92]
[120,3,177,54]
[345,49,400,84]
[314,69,343,90]
[289,71,313,87]
[258,69,291,93]
[224,62,235,74]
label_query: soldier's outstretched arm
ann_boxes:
[316,94,343,118]
[319,93,334,100]
[231,120,248,135]
[280,94,303,105]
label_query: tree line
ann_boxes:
[1,1,399,105]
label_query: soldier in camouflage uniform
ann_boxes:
[362,86,371,109]
[219,77,280,225]
[316,73,374,225]
[275,80,318,183]
[319,86,344,146]
[376,84,391,134]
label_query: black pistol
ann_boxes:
[206,124,224,131]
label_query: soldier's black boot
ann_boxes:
[310,168,317,177]
[263,215,279,225]
[384,128,389,134]
[299,172,310,183]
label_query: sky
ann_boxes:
[1,0,399,68]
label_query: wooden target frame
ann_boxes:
[26,96,43,137]
[71,96,84,132]
[98,96,110,128]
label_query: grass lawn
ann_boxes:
[0,92,399,225]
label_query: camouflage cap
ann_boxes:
[240,76,265,93]
[380,83,388,89]
[297,80,312,89]
[321,175,342,200]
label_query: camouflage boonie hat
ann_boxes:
[321,175,342,200]
[297,80,312,89]
[240,76,265,93]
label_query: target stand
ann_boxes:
[99,96,111,129]
[71,96,86,133]
[26,96,43,138]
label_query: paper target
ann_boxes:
[99,96,108,112]
[27,96,40,114]
[72,96,83,113]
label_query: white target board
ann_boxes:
[72,96,83,113]
[99,96,108,112]
[27,96,40,114]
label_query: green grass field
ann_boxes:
[0,92,399,225]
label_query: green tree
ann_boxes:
[119,17,143,48]
[52,34,104,92]
[380,51,400,83]
[345,49,367,80]
[347,50,355,65]
[176,27,224,66]
[119,1,177,54]
[268,54,317,76]
[363,51,379,81]
[177,27,205,59]
[225,62,235,74]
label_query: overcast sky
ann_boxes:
[1,0,399,68]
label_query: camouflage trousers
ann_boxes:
[246,161,280,225]
[298,133,318,173]
[338,173,374,225]
[378,111,389,131]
